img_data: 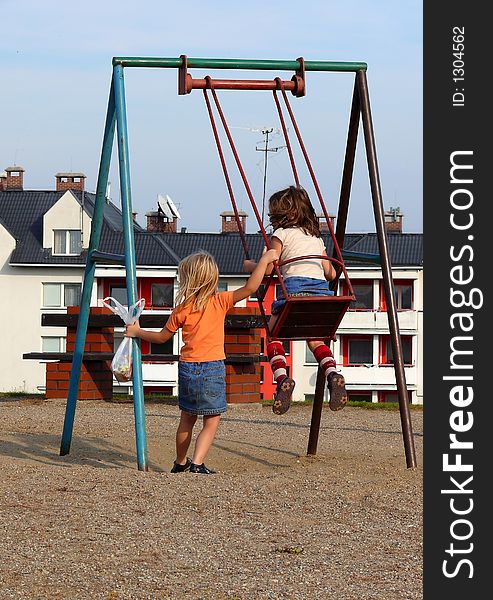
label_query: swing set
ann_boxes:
[59,55,416,472]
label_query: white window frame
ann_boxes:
[41,336,66,352]
[42,282,82,308]
[52,229,82,256]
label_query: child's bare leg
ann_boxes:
[192,414,221,465]
[175,411,197,464]
[307,339,347,411]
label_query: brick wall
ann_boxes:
[44,306,262,404]
[45,306,114,401]
[55,175,85,192]
[224,306,262,404]
[145,213,177,232]
[5,170,24,190]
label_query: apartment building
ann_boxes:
[0,167,422,403]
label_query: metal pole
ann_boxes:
[112,57,367,72]
[357,70,416,469]
[331,76,361,290]
[307,367,327,455]
[113,65,149,471]
[60,81,116,456]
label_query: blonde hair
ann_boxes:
[175,251,219,312]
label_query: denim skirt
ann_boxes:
[271,276,334,314]
[178,360,227,416]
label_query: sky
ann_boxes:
[1,0,422,234]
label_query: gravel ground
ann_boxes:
[0,398,423,600]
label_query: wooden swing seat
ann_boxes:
[269,295,354,341]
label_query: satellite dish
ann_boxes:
[157,194,174,220]
[165,194,181,219]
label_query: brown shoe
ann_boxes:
[327,373,348,411]
[273,377,295,415]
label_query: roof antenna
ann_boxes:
[255,127,286,223]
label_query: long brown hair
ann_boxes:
[268,186,321,237]
[175,251,219,312]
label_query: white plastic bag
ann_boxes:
[103,296,145,383]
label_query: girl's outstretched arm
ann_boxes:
[243,237,283,275]
[125,320,175,344]
[235,248,279,303]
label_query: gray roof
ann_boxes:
[159,232,423,273]
[0,189,143,265]
[0,188,422,271]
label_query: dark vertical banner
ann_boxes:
[424,1,489,597]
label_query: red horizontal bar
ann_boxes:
[182,75,304,95]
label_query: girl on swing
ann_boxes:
[244,185,348,416]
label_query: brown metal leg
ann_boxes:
[357,70,417,469]
[307,366,327,455]
[332,75,361,291]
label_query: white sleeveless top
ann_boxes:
[272,227,326,280]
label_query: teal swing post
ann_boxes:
[60,66,148,471]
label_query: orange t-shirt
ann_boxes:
[165,291,235,362]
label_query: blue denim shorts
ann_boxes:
[271,276,334,314]
[178,360,227,416]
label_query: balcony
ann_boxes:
[339,309,418,332]
[343,364,417,386]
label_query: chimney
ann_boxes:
[0,171,6,191]
[316,213,336,233]
[4,166,25,190]
[146,210,178,233]
[384,206,403,233]
[221,210,247,233]
[55,172,86,192]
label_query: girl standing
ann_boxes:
[126,249,278,474]
[244,186,348,416]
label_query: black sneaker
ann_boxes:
[170,457,192,473]
[190,462,216,474]
[272,376,296,415]
[327,372,348,411]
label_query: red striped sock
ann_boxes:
[267,340,287,383]
[313,344,337,379]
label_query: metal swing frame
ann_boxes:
[59,55,416,471]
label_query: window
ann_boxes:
[53,230,81,255]
[43,283,81,307]
[110,285,128,307]
[348,281,373,310]
[305,345,318,364]
[380,281,413,310]
[348,392,373,403]
[378,391,412,404]
[249,283,265,301]
[381,336,413,366]
[64,284,81,307]
[394,283,413,310]
[150,338,174,355]
[347,337,373,365]
[42,337,65,352]
[151,283,174,307]
[114,333,124,352]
